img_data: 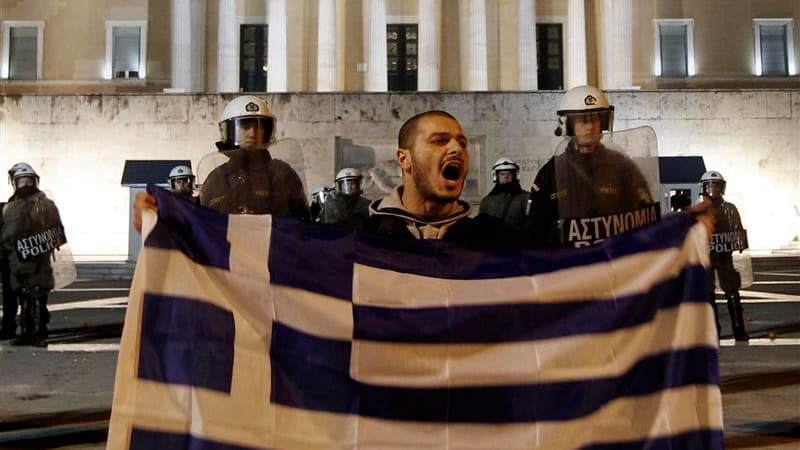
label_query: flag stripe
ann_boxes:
[138,294,236,392]
[269,217,355,300]
[350,303,716,387]
[578,429,724,450]
[271,322,718,423]
[267,211,697,296]
[115,383,721,450]
[145,186,231,270]
[130,427,264,450]
[353,226,707,308]
[353,264,708,343]
[357,212,697,278]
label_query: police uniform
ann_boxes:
[199,148,309,219]
[709,199,748,340]
[321,194,370,224]
[528,142,653,248]
[1,189,63,346]
[479,182,530,231]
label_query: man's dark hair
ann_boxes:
[398,110,459,150]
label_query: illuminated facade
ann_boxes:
[1,0,799,93]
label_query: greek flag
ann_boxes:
[108,186,722,450]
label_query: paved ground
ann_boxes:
[0,257,797,449]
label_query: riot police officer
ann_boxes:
[1,163,65,347]
[329,168,370,223]
[702,170,749,341]
[528,85,654,248]
[479,158,529,230]
[199,95,308,217]
[168,165,196,199]
[135,95,309,232]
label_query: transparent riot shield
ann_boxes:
[554,126,661,248]
[709,203,752,289]
[51,243,77,289]
[196,138,309,218]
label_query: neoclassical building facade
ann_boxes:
[2,0,799,94]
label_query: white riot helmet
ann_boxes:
[8,162,39,190]
[168,165,195,194]
[700,170,726,198]
[217,95,277,150]
[335,168,363,196]
[555,85,615,137]
[492,157,520,183]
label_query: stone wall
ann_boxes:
[0,91,798,258]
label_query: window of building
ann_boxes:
[1,21,44,80]
[387,24,418,92]
[105,21,147,79]
[753,19,796,76]
[653,19,694,77]
[240,24,268,92]
[536,23,563,90]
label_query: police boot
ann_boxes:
[38,295,50,340]
[28,297,47,347]
[10,296,34,346]
[725,290,749,341]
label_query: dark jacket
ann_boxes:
[344,186,527,251]
[1,189,62,293]
[199,148,309,219]
[479,182,530,231]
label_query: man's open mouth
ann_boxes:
[442,163,462,181]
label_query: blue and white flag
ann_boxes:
[108,187,723,450]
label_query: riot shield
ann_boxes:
[709,203,752,289]
[51,243,77,290]
[554,126,661,248]
[195,138,309,217]
[14,197,76,289]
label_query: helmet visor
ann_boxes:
[220,117,274,150]
[564,110,614,137]
[14,175,37,190]
[495,170,517,184]
[337,178,361,195]
[170,176,195,195]
[702,181,725,198]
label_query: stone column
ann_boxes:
[171,0,206,92]
[418,0,441,91]
[566,0,587,88]
[267,0,288,92]
[217,0,238,92]
[363,0,388,91]
[317,0,337,91]
[463,0,488,90]
[598,0,632,89]
[517,0,537,90]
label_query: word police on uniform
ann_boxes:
[15,226,66,260]
[562,203,661,247]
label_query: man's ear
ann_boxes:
[397,148,412,171]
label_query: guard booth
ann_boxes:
[658,156,707,214]
[121,160,190,262]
